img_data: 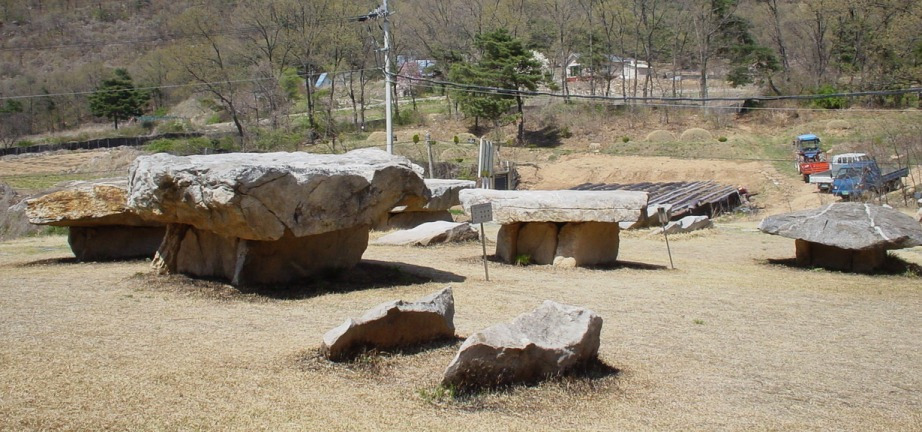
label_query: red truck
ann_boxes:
[793,134,830,182]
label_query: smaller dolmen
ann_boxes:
[459,189,648,267]
[376,179,475,230]
[25,179,165,261]
[759,202,922,273]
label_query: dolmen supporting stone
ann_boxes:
[759,202,922,273]
[372,221,478,246]
[459,189,648,266]
[24,179,165,261]
[442,301,602,390]
[321,288,455,361]
[127,148,428,285]
[377,179,475,230]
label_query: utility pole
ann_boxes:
[382,0,394,154]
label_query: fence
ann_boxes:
[0,133,203,157]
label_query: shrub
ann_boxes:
[718,136,728,142]
[622,136,630,143]
[812,85,849,110]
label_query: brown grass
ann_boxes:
[2,225,921,430]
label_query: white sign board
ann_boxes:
[470,203,493,224]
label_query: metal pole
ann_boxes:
[382,0,394,155]
[480,222,490,281]
[426,132,434,179]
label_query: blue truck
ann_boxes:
[830,158,908,200]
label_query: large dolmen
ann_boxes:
[377,179,475,229]
[759,202,922,273]
[25,179,165,261]
[459,189,648,266]
[127,148,428,285]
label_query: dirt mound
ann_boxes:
[515,153,827,216]
[646,130,676,142]
[679,128,713,142]
[826,119,852,131]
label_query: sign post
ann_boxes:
[470,203,494,281]
[658,206,675,269]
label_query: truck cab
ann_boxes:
[793,134,829,181]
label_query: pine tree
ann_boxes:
[449,29,551,144]
[88,69,149,130]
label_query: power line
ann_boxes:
[402,79,922,114]
[392,72,922,105]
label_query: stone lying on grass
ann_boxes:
[372,221,478,246]
[442,301,602,389]
[321,288,455,361]
[460,189,648,266]
[659,215,712,235]
[758,202,922,273]
[128,149,428,285]
[378,179,475,230]
[24,179,165,261]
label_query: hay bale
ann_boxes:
[826,120,851,131]
[679,128,713,142]
[646,130,676,142]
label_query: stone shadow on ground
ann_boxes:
[763,255,922,277]
[133,260,467,301]
[14,257,79,267]
[485,254,668,271]
[444,356,622,400]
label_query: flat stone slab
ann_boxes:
[758,203,922,251]
[25,179,165,261]
[128,148,428,241]
[459,189,648,225]
[442,301,602,389]
[373,221,477,246]
[660,215,712,235]
[321,288,455,361]
[396,179,475,212]
[26,179,157,227]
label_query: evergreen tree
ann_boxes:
[88,69,149,129]
[449,29,551,144]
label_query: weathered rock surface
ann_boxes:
[129,149,428,284]
[759,203,922,250]
[556,222,620,266]
[407,179,476,212]
[128,148,428,241]
[373,221,477,246]
[459,189,649,225]
[26,179,157,227]
[378,210,453,230]
[759,203,922,272]
[24,179,165,261]
[376,179,474,230]
[321,288,455,360]
[442,301,602,389]
[661,215,712,234]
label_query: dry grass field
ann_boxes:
[2,222,921,431]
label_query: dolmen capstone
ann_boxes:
[321,288,455,361]
[372,221,478,246]
[759,202,922,273]
[127,148,428,285]
[376,179,475,230]
[442,301,602,390]
[24,179,165,261]
[459,189,648,267]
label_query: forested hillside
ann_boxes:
[1,0,920,146]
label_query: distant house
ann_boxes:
[566,54,650,81]
[396,57,436,96]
